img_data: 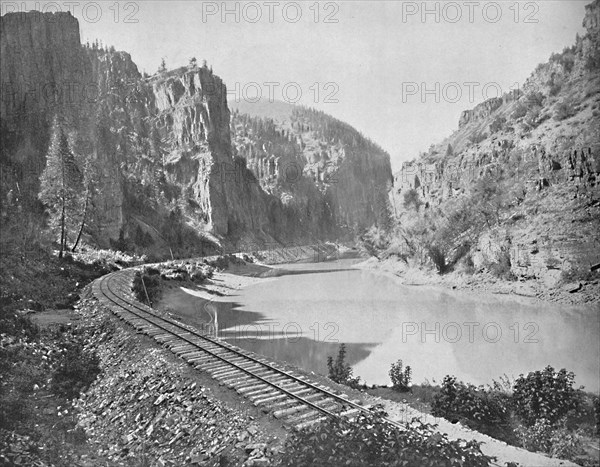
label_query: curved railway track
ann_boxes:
[92,269,393,431]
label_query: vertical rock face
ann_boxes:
[1,11,392,251]
[391,0,600,277]
[1,12,88,200]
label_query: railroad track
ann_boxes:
[92,269,384,431]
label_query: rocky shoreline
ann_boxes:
[355,256,600,307]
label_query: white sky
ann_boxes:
[2,1,589,171]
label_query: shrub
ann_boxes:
[360,226,390,258]
[0,309,39,340]
[389,359,412,392]
[515,419,584,460]
[403,189,422,211]
[549,424,584,460]
[560,265,595,284]
[460,255,476,275]
[554,101,576,121]
[512,102,528,120]
[487,249,516,281]
[515,418,554,453]
[427,244,448,274]
[327,344,361,389]
[276,410,495,467]
[523,106,543,129]
[431,376,511,439]
[489,116,506,134]
[526,91,545,107]
[512,366,582,426]
[132,270,162,305]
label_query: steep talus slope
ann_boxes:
[0,11,392,255]
[391,0,600,283]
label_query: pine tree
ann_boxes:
[72,158,100,252]
[158,58,167,73]
[38,118,83,257]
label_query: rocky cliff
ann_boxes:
[0,11,392,255]
[391,0,600,283]
[230,101,393,238]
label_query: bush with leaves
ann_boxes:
[431,376,511,439]
[327,344,361,389]
[487,248,516,281]
[276,409,495,467]
[515,418,584,460]
[514,418,554,453]
[554,101,576,121]
[512,101,529,120]
[548,423,584,461]
[489,116,506,134]
[403,189,422,212]
[389,359,412,392]
[512,366,582,426]
[132,269,162,305]
[360,226,390,258]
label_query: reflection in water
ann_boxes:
[217,259,600,392]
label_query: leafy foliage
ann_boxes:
[276,410,495,467]
[327,344,360,389]
[512,366,582,426]
[132,269,162,305]
[431,376,511,439]
[389,359,412,392]
[489,116,506,134]
[486,247,516,281]
[360,226,390,258]
[515,418,584,460]
[403,189,422,211]
[514,418,554,453]
[554,101,576,121]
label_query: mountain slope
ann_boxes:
[0,12,392,257]
[389,0,600,292]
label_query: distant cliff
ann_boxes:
[230,101,393,237]
[0,11,392,254]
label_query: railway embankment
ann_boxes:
[74,291,283,466]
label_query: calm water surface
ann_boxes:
[213,259,599,392]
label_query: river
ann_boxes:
[211,259,599,392]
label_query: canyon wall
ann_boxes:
[391,0,600,279]
[0,11,392,253]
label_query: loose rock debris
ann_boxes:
[73,300,277,466]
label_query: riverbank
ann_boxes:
[354,255,600,307]
[153,259,588,467]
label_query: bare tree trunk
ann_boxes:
[72,189,89,252]
[59,147,66,258]
[59,195,66,258]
